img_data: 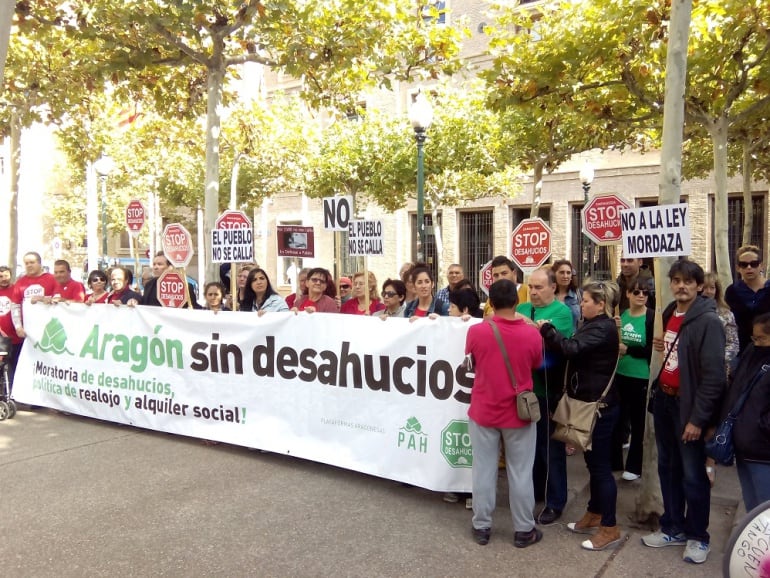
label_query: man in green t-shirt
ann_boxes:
[516,267,574,525]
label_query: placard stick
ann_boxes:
[180,266,193,309]
[335,231,342,297]
[364,257,370,313]
[230,263,237,311]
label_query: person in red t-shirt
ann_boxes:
[466,279,543,548]
[340,271,386,316]
[0,265,22,386]
[52,259,86,303]
[12,251,59,339]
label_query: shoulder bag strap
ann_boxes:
[728,364,770,418]
[653,330,681,382]
[488,319,518,394]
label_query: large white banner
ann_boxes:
[14,304,478,492]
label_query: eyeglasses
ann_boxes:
[308,278,327,284]
[738,260,761,269]
[631,289,649,296]
[382,291,397,298]
[339,284,350,289]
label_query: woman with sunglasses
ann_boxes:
[340,271,385,315]
[85,270,109,304]
[292,268,339,313]
[610,281,654,481]
[379,279,407,318]
[725,245,770,353]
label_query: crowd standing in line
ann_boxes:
[7,246,770,564]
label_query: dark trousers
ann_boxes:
[533,395,567,511]
[585,404,619,527]
[653,391,711,543]
[611,374,648,474]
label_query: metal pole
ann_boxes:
[583,181,594,280]
[101,176,108,268]
[415,127,427,263]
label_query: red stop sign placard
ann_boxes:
[582,194,631,245]
[215,210,251,229]
[157,270,187,308]
[125,200,146,235]
[511,218,552,272]
[479,259,494,295]
[162,223,194,268]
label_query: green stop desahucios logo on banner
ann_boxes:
[441,419,473,467]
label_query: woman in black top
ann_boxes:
[539,281,620,552]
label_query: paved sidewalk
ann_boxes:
[1,409,736,577]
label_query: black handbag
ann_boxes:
[705,364,769,466]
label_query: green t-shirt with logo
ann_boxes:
[617,309,650,379]
[516,299,574,396]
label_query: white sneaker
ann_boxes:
[442,492,459,503]
[683,540,710,564]
[622,471,640,481]
[465,497,473,510]
[641,530,687,548]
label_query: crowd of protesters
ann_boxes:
[3,245,770,563]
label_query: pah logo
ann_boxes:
[398,416,428,454]
[35,318,74,355]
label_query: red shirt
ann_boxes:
[13,272,58,303]
[0,285,21,344]
[412,307,428,318]
[340,299,386,315]
[86,291,109,304]
[55,280,86,302]
[466,316,543,428]
[659,312,685,389]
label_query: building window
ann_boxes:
[422,0,447,25]
[411,212,442,282]
[458,210,493,299]
[119,231,131,251]
[571,204,611,282]
[711,194,767,280]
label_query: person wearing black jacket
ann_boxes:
[539,281,621,552]
[719,312,770,511]
[642,259,726,565]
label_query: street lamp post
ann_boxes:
[94,154,115,269]
[580,163,595,280]
[408,92,433,263]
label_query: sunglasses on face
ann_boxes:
[631,289,649,296]
[308,278,327,284]
[382,291,397,298]
[339,284,350,289]
[738,259,761,269]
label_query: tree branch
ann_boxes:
[225,53,277,67]
[152,23,209,66]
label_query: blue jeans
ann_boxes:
[736,459,770,512]
[653,391,711,543]
[584,404,619,527]
[533,395,567,511]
